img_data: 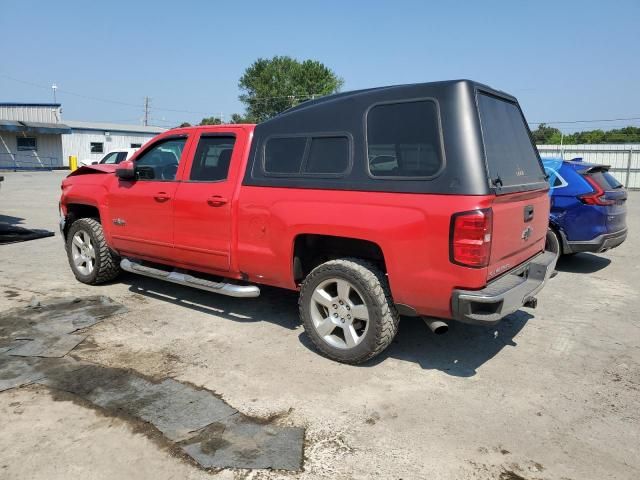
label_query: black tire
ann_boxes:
[66,218,121,284]
[545,228,562,257]
[299,258,400,364]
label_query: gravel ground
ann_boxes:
[1,171,638,480]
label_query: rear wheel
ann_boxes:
[299,258,399,364]
[545,228,562,257]
[66,218,121,284]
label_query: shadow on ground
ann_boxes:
[122,273,300,330]
[121,274,531,377]
[556,253,611,274]
[368,311,532,376]
[0,213,54,245]
[0,214,25,226]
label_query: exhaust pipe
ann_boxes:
[422,317,449,335]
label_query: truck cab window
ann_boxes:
[135,137,186,181]
[190,136,236,181]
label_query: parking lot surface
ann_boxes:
[1,171,639,479]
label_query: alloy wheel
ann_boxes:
[310,277,370,349]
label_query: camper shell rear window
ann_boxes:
[477,92,547,192]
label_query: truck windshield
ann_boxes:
[477,93,546,191]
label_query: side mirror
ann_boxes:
[115,160,136,180]
[91,161,98,165]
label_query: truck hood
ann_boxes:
[67,164,117,177]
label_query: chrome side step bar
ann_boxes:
[120,258,260,298]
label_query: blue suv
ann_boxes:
[542,158,627,256]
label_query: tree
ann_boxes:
[531,123,562,144]
[178,122,192,128]
[228,113,255,124]
[531,124,640,145]
[238,56,343,122]
[199,117,223,125]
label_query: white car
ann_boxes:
[79,148,139,167]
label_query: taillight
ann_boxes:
[450,209,493,268]
[579,176,614,206]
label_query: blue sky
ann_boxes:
[1,0,638,132]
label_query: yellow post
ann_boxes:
[69,155,78,171]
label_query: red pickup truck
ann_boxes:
[60,80,557,363]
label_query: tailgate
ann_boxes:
[476,92,550,280]
[488,189,549,280]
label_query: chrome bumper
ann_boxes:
[451,251,557,325]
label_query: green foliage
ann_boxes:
[531,124,562,144]
[238,56,344,123]
[228,113,255,124]
[199,117,223,126]
[532,125,640,144]
[178,122,192,128]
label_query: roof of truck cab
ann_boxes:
[166,124,256,135]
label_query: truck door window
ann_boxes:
[135,137,186,181]
[190,136,236,182]
[367,100,443,178]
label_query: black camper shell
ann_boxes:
[243,79,547,195]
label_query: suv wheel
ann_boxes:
[545,228,561,257]
[66,218,121,284]
[299,258,400,364]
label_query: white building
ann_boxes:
[0,103,165,168]
[61,120,165,166]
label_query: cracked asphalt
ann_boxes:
[1,171,639,479]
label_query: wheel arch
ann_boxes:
[63,203,102,240]
[292,234,387,284]
[548,220,569,254]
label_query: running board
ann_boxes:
[120,258,260,298]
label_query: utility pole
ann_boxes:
[51,83,58,103]
[143,96,151,126]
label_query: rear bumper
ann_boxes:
[565,228,627,254]
[451,251,557,326]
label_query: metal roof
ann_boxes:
[0,119,71,134]
[0,102,61,107]
[64,120,166,134]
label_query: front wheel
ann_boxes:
[299,258,400,364]
[66,218,121,284]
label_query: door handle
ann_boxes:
[154,192,171,202]
[207,195,228,207]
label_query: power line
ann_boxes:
[529,116,640,125]
[3,72,640,127]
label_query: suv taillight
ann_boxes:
[450,209,493,268]
[579,176,614,206]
